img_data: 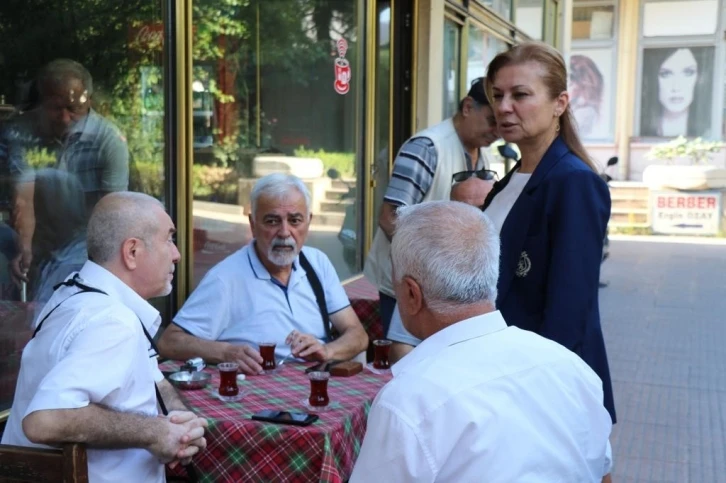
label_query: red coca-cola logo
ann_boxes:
[129,24,164,50]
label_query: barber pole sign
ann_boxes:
[651,191,723,235]
[333,38,351,95]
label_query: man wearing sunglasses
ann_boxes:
[364,78,499,335]
[450,169,498,209]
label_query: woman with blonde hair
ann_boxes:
[482,42,616,424]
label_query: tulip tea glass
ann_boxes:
[372,339,392,370]
[259,342,277,372]
[308,371,330,408]
[218,362,239,397]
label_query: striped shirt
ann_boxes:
[383,136,485,207]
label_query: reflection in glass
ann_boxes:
[373,3,392,232]
[572,5,615,40]
[191,0,362,287]
[443,19,461,119]
[514,0,544,40]
[0,0,167,412]
[466,25,508,89]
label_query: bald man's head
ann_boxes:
[87,192,165,264]
[450,176,494,208]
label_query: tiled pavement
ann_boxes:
[600,238,726,483]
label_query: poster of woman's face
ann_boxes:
[569,49,613,140]
[640,46,714,137]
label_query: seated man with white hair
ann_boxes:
[350,201,613,483]
[387,172,495,363]
[158,173,368,375]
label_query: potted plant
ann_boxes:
[643,136,726,190]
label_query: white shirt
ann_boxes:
[350,311,613,483]
[485,171,532,234]
[2,262,165,483]
[174,242,351,359]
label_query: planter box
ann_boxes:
[642,165,726,191]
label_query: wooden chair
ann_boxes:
[0,443,87,483]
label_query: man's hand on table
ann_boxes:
[223,343,264,375]
[286,330,330,362]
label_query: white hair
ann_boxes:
[87,192,165,264]
[250,173,311,220]
[391,201,500,313]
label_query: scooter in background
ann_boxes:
[497,143,519,173]
[599,156,618,288]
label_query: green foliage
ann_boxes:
[192,164,238,203]
[293,147,356,177]
[646,136,724,165]
[129,160,164,198]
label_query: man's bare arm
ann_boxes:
[158,324,234,364]
[157,324,264,375]
[389,342,414,365]
[326,306,369,361]
[378,202,399,241]
[157,378,189,413]
[22,404,206,463]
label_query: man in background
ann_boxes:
[364,78,498,335]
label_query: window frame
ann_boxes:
[570,0,619,142]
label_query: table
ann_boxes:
[162,360,391,483]
[342,277,382,343]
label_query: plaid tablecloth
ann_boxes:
[162,361,391,483]
[343,278,382,342]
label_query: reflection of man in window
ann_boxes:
[1,59,129,294]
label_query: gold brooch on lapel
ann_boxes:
[516,251,531,278]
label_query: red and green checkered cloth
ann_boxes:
[162,361,391,483]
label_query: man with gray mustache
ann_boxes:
[158,173,369,375]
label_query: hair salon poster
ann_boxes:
[569,49,613,141]
[640,46,715,138]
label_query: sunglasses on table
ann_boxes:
[452,169,499,183]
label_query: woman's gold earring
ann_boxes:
[555,121,561,132]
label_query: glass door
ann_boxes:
[0,0,170,414]
[189,0,365,286]
[368,0,414,250]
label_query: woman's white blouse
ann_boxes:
[485,172,532,234]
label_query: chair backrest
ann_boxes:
[0,443,88,483]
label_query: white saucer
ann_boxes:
[365,362,392,375]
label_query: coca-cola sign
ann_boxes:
[129,24,164,50]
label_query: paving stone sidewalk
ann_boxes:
[600,239,726,483]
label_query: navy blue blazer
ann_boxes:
[483,136,616,423]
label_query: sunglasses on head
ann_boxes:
[452,169,498,183]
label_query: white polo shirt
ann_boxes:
[174,242,351,359]
[2,261,165,483]
[351,311,613,483]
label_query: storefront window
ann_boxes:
[443,18,461,118]
[643,0,718,37]
[474,0,512,21]
[515,0,544,40]
[466,24,508,88]
[639,46,715,138]
[190,0,363,288]
[0,0,168,413]
[572,4,615,40]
